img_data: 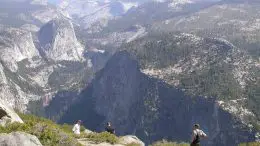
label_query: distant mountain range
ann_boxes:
[0,0,259,145]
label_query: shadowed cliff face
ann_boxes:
[60,51,256,145]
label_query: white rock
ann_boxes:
[21,24,40,32]
[84,129,93,134]
[118,135,145,146]
[0,132,42,146]
[0,99,23,126]
[0,63,7,85]
[38,17,84,62]
[32,8,59,24]
[78,135,144,146]
[78,139,122,146]
[30,0,48,6]
[0,27,40,72]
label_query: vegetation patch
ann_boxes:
[0,113,81,146]
[125,142,142,146]
[0,113,122,146]
[239,142,260,146]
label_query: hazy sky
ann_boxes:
[47,0,222,4]
[48,0,60,4]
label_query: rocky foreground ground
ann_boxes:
[0,99,146,146]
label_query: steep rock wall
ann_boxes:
[60,51,257,145]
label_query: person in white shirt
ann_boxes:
[191,124,208,146]
[72,120,82,135]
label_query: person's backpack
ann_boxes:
[192,132,201,144]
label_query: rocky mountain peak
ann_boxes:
[0,27,40,72]
[0,0,259,145]
[38,16,84,62]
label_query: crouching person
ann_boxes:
[191,124,208,146]
[105,122,115,134]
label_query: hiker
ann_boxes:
[105,122,115,134]
[72,120,82,135]
[191,124,207,146]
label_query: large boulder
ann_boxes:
[78,139,122,146]
[118,135,145,146]
[84,129,94,134]
[0,100,23,126]
[0,132,42,146]
[78,135,144,146]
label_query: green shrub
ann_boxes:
[60,124,74,134]
[239,142,260,146]
[150,139,189,146]
[0,122,30,133]
[0,113,81,146]
[125,142,142,146]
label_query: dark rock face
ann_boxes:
[109,2,125,16]
[60,51,256,145]
[38,22,54,48]
[0,109,7,120]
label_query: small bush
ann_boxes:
[125,142,142,146]
[60,124,74,133]
[150,139,189,146]
[0,122,30,133]
[239,142,260,146]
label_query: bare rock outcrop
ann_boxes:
[78,135,144,146]
[0,132,42,146]
[38,16,84,62]
[0,27,40,72]
[0,99,23,126]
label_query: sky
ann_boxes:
[48,0,60,4]
[47,0,222,5]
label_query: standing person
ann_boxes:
[191,124,208,146]
[72,120,82,135]
[105,122,115,134]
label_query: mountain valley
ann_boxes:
[0,0,259,145]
